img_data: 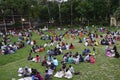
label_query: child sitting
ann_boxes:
[69,43,75,49]
[54,69,64,78]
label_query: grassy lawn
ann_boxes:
[0,27,120,80]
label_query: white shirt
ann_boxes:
[64,70,73,79]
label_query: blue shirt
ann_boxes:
[53,59,58,66]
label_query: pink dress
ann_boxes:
[36,56,40,62]
[106,51,112,57]
[90,56,95,63]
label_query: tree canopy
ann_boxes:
[0,0,119,26]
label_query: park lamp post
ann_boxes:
[58,1,62,25]
[29,5,35,29]
[21,18,25,30]
[56,0,68,25]
[56,0,62,25]
[47,0,68,25]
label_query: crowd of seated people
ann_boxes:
[30,45,45,53]
[26,47,96,79]
[100,38,115,45]
[26,39,36,45]
[82,48,91,56]
[18,66,32,77]
[108,31,120,41]
[0,29,33,55]
[100,30,120,45]
[41,34,53,41]
[54,65,74,79]
[1,45,16,55]
[62,51,96,64]
[46,47,62,56]
[54,63,81,79]
[83,37,99,46]
[18,66,43,80]
[1,41,25,55]
[105,45,119,58]
[56,42,75,51]
[84,54,96,63]
[43,61,74,79]
[45,43,75,56]
[13,27,120,80]
[62,52,92,64]
[31,55,41,62]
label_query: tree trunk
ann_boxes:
[58,3,62,25]
[70,1,73,26]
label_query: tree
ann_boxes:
[0,0,120,27]
[114,7,120,20]
[75,0,94,25]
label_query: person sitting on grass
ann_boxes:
[84,54,90,62]
[94,40,99,46]
[68,55,73,64]
[46,66,54,76]
[63,54,68,64]
[54,69,64,78]
[49,63,56,71]
[30,68,43,80]
[100,39,106,45]
[106,50,114,57]
[26,39,31,45]
[61,63,67,72]
[47,55,53,62]
[69,43,75,49]
[53,58,58,67]
[69,65,74,73]
[54,47,62,55]
[39,46,45,52]
[79,54,84,62]
[35,72,43,80]
[36,55,40,62]
[114,52,119,58]
[79,38,82,43]
[44,42,48,48]
[71,34,75,40]
[18,66,31,77]
[30,45,35,53]
[90,50,95,56]
[41,56,47,66]
[89,55,96,63]
[84,41,88,46]
[32,55,40,62]
[112,45,117,53]
[73,55,79,64]
[33,40,36,45]
[61,42,66,50]
[86,48,91,53]
[44,70,52,80]
[31,40,34,45]
[65,43,70,50]
[82,49,87,56]
[64,68,73,79]
[27,53,33,61]
[1,48,7,55]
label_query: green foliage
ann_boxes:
[13,21,21,28]
[76,0,94,19]
[114,7,120,20]
[0,0,119,25]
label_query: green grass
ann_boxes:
[0,27,120,80]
